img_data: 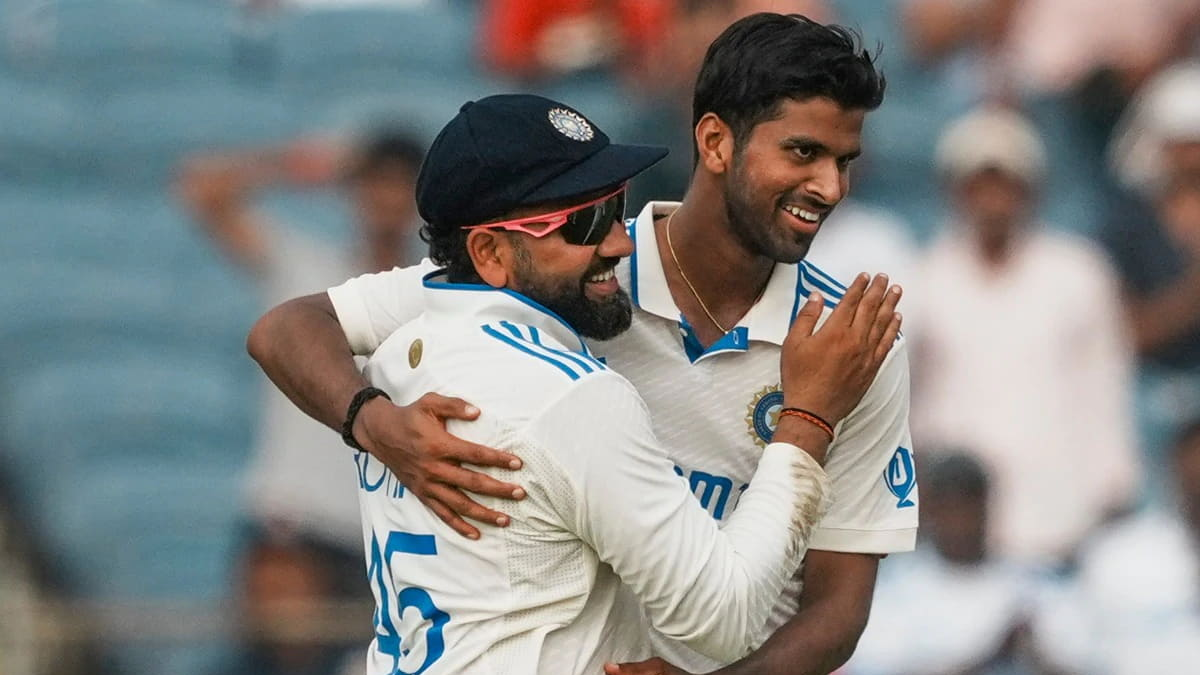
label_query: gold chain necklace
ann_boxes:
[666,209,730,334]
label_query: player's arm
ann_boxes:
[174,138,346,271]
[717,340,917,675]
[610,278,912,675]
[574,275,901,664]
[246,264,525,538]
[1123,261,1200,355]
[539,372,832,663]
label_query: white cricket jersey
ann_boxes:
[354,274,832,675]
[330,201,918,672]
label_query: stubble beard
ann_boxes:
[509,238,633,341]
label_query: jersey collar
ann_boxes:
[421,271,592,356]
[629,201,828,349]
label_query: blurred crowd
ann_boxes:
[2,1,1200,675]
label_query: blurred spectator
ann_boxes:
[909,106,1139,565]
[1105,63,1200,377]
[214,532,364,675]
[1030,418,1200,675]
[478,0,672,81]
[902,0,1200,110]
[846,453,1040,675]
[175,129,423,564]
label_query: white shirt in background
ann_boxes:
[846,548,1041,675]
[1031,510,1200,675]
[909,227,1138,563]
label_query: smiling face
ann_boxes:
[720,97,864,263]
[468,191,636,340]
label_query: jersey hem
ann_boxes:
[808,526,916,553]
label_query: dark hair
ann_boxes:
[349,128,426,179]
[924,451,989,500]
[692,13,885,151]
[421,225,480,283]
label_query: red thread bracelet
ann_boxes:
[779,407,835,441]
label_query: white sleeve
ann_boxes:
[810,337,919,553]
[326,258,440,355]
[528,374,832,663]
[1073,256,1139,506]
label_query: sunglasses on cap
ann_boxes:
[462,185,627,247]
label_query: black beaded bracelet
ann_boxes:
[341,387,392,452]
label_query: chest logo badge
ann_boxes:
[745,385,784,448]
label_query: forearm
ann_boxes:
[712,551,877,675]
[246,292,367,431]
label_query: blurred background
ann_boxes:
[1,0,1199,674]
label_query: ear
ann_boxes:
[466,229,510,288]
[695,112,736,176]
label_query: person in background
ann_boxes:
[175,129,425,668]
[909,106,1139,566]
[213,532,363,675]
[1031,418,1200,675]
[846,452,1042,675]
[1104,63,1200,482]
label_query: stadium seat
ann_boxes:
[36,0,235,93]
[276,3,480,83]
[91,81,298,188]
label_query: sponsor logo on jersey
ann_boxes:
[885,446,916,508]
[745,385,784,448]
[548,108,594,142]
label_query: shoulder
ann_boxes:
[475,320,613,386]
[796,258,850,312]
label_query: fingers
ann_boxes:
[788,291,825,337]
[824,272,869,328]
[866,284,903,348]
[442,439,523,471]
[874,312,902,363]
[424,496,481,540]
[418,393,483,421]
[421,483,513,536]
[851,274,890,329]
[432,462,526,501]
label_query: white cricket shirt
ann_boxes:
[330,202,918,671]
[355,274,831,675]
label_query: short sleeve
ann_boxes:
[327,259,439,355]
[809,337,919,553]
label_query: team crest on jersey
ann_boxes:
[548,108,594,141]
[885,447,917,508]
[745,385,784,448]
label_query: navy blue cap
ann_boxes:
[415,94,668,227]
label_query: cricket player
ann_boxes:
[343,93,899,674]
[248,14,915,675]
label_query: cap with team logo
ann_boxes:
[415,94,668,227]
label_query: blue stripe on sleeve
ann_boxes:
[522,324,598,374]
[481,325,581,380]
[804,261,848,292]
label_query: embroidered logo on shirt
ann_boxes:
[745,385,784,448]
[885,446,917,508]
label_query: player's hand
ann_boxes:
[781,272,902,425]
[353,392,526,539]
[603,657,692,675]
